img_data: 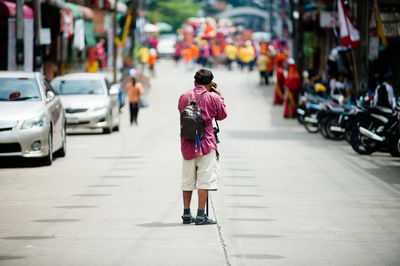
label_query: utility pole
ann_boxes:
[33,0,42,72]
[355,0,370,94]
[290,0,304,81]
[16,0,24,70]
[130,0,138,67]
[113,0,119,83]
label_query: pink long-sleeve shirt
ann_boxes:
[178,86,227,160]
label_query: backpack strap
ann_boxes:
[186,92,192,104]
[196,91,208,105]
[186,90,208,105]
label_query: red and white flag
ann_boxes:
[338,0,360,48]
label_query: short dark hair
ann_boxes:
[194,69,213,85]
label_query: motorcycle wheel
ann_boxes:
[319,116,330,139]
[389,135,400,157]
[325,116,345,140]
[304,110,319,133]
[296,107,305,125]
[350,126,378,155]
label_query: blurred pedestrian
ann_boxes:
[210,41,221,68]
[199,40,210,67]
[85,47,98,73]
[190,42,199,67]
[283,59,301,118]
[174,41,183,65]
[96,39,106,69]
[266,45,276,80]
[224,41,237,70]
[274,53,286,104]
[127,76,143,125]
[246,41,256,71]
[256,50,268,85]
[139,46,149,73]
[148,48,157,77]
[182,44,193,71]
[374,73,394,109]
[178,69,227,225]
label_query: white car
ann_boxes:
[157,34,177,57]
[51,73,120,134]
[0,72,67,166]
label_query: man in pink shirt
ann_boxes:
[178,69,227,225]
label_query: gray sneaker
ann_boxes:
[182,214,195,224]
[195,215,216,225]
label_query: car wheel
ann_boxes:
[103,113,112,134]
[42,130,53,166]
[56,124,66,157]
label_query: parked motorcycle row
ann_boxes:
[296,94,400,157]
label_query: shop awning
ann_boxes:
[0,0,34,18]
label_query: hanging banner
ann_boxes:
[338,0,360,48]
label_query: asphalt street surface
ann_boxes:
[1,60,400,266]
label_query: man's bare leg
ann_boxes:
[183,191,193,209]
[182,191,194,224]
[195,189,215,224]
[198,189,208,210]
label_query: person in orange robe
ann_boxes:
[274,51,286,104]
[283,59,301,118]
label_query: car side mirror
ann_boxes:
[46,91,55,102]
[109,84,120,95]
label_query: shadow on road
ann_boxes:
[136,222,183,228]
[0,157,59,169]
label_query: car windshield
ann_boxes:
[51,79,104,95]
[0,78,41,101]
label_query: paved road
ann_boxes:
[1,60,399,266]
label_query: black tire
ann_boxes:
[55,124,66,157]
[103,113,113,134]
[389,135,400,157]
[325,116,345,140]
[304,110,319,133]
[42,130,53,166]
[350,126,377,155]
[319,116,330,139]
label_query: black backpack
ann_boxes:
[377,84,390,107]
[180,91,208,141]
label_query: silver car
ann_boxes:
[0,72,67,165]
[51,73,120,134]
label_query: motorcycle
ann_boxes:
[350,104,400,156]
[320,102,361,141]
[300,94,327,133]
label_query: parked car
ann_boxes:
[157,33,177,57]
[0,71,67,165]
[51,73,120,134]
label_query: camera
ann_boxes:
[213,118,220,144]
[211,82,217,93]
[213,126,220,143]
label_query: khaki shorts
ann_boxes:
[182,149,220,191]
